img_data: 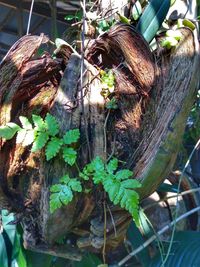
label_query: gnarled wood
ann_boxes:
[0,24,199,259]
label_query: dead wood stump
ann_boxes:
[0,25,199,260]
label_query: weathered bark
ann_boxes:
[0,23,199,260]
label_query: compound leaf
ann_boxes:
[121,179,141,189]
[115,169,133,180]
[32,114,46,131]
[31,132,49,152]
[50,184,73,213]
[63,129,80,145]
[68,179,82,192]
[62,147,77,166]
[0,123,21,140]
[59,174,71,184]
[45,137,63,160]
[45,113,59,136]
[19,116,32,130]
[106,158,118,174]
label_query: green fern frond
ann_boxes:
[50,174,82,212]
[50,184,73,213]
[62,147,77,166]
[68,179,82,192]
[19,116,32,130]
[32,114,46,131]
[63,129,80,145]
[106,158,118,174]
[87,156,141,224]
[31,132,49,152]
[45,113,59,136]
[45,137,63,160]
[0,122,21,140]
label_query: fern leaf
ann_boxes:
[31,132,49,152]
[0,123,21,140]
[45,113,59,136]
[45,137,63,160]
[104,180,120,202]
[62,147,77,166]
[121,179,141,189]
[115,169,133,180]
[59,174,71,184]
[79,171,90,181]
[113,186,124,205]
[50,184,73,213]
[106,158,118,174]
[63,129,80,145]
[90,156,104,172]
[19,116,32,130]
[68,179,82,192]
[32,114,46,131]
[16,129,34,146]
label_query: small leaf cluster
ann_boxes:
[97,19,115,34]
[0,114,80,165]
[80,157,141,225]
[50,174,82,213]
[161,29,182,50]
[100,69,115,100]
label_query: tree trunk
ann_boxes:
[0,10,199,262]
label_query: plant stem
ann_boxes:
[117,206,200,266]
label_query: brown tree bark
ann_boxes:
[0,23,199,260]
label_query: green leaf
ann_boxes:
[68,179,82,192]
[127,221,151,267]
[19,116,32,130]
[79,171,90,181]
[136,0,170,43]
[45,113,59,136]
[59,174,71,184]
[63,129,80,145]
[91,156,105,172]
[106,158,118,174]
[65,14,76,21]
[32,114,46,131]
[105,180,120,202]
[45,137,63,160]
[62,147,77,166]
[132,1,142,20]
[115,169,133,180]
[149,231,200,267]
[93,170,107,184]
[16,129,34,146]
[31,132,49,152]
[106,98,118,109]
[0,235,8,267]
[121,179,141,189]
[50,184,73,213]
[0,123,21,140]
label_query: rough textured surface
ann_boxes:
[0,25,199,259]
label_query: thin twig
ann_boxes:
[160,138,200,267]
[107,204,117,237]
[26,0,35,34]
[102,194,107,263]
[117,138,200,266]
[80,0,92,161]
[118,206,200,266]
[143,187,200,211]
[104,109,111,155]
